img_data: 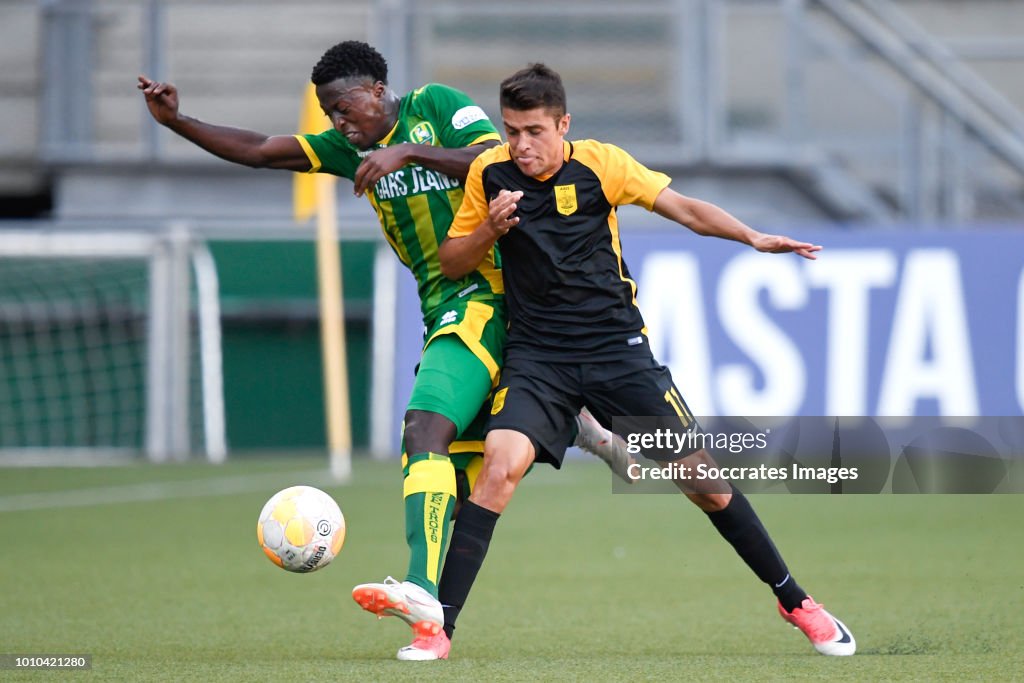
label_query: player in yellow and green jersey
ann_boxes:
[139,41,633,661]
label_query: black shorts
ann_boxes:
[486,343,701,466]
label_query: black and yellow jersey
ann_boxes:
[449,140,671,360]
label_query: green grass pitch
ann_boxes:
[1,455,1022,681]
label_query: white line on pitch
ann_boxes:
[0,469,339,512]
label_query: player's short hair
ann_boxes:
[499,63,566,118]
[311,41,388,86]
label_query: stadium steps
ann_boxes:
[0,1,43,194]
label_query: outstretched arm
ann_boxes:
[652,188,822,259]
[352,140,499,196]
[137,75,311,171]
[439,189,521,279]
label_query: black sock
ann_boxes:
[437,500,500,640]
[705,486,808,612]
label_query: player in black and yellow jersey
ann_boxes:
[139,44,633,661]
[436,63,856,660]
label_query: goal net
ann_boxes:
[0,230,225,464]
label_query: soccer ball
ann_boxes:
[257,486,345,573]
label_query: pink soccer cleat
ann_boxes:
[397,631,452,661]
[778,596,856,656]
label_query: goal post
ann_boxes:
[0,228,226,464]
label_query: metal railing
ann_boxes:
[808,0,1024,222]
[34,0,1024,224]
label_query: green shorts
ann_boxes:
[406,298,506,450]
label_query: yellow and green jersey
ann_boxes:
[296,83,503,322]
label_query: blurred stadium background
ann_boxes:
[2,0,1022,465]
